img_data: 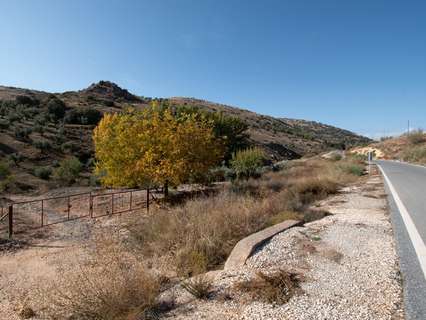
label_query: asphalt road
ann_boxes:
[376,160,426,320]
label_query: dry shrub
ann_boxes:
[181,275,213,299]
[132,192,281,276]
[39,237,160,320]
[290,177,338,205]
[127,158,363,277]
[235,269,302,304]
[407,129,426,145]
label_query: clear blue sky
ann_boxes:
[1,0,425,137]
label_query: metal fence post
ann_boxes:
[41,200,44,227]
[110,194,114,215]
[89,193,93,218]
[8,205,13,239]
[146,188,150,213]
[67,196,71,220]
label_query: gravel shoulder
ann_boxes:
[165,169,405,320]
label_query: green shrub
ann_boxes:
[60,141,78,153]
[14,127,32,141]
[0,118,10,130]
[34,114,48,126]
[15,95,38,106]
[7,112,20,122]
[0,161,14,192]
[331,153,343,161]
[231,147,266,179]
[64,108,103,125]
[47,97,66,120]
[33,124,45,135]
[34,167,52,180]
[8,153,23,166]
[339,163,364,176]
[54,157,83,185]
[208,165,235,182]
[33,140,51,152]
[0,161,10,179]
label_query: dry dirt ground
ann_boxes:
[162,169,404,320]
[0,171,404,320]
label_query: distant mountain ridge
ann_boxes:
[0,81,370,193]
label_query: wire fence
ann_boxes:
[0,188,161,239]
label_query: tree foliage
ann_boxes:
[93,106,223,188]
[174,105,249,162]
[231,147,266,179]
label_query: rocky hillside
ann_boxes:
[0,81,370,194]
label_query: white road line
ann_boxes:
[378,165,426,280]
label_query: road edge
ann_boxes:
[377,164,426,279]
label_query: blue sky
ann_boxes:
[1,0,425,137]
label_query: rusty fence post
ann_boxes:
[129,191,133,211]
[67,196,71,220]
[146,188,150,213]
[89,193,93,218]
[110,194,114,215]
[41,200,44,227]
[8,205,13,239]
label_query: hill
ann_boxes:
[0,81,370,194]
[351,131,426,164]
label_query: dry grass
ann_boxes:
[407,129,426,145]
[37,236,160,320]
[128,157,363,277]
[234,269,302,304]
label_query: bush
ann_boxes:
[15,95,38,106]
[0,161,14,192]
[14,127,32,142]
[33,140,51,152]
[9,153,23,166]
[0,161,11,179]
[60,141,78,153]
[231,147,266,179]
[7,111,20,122]
[235,269,302,304]
[34,167,52,180]
[181,275,213,300]
[0,118,10,130]
[54,157,82,185]
[46,97,66,120]
[339,163,364,176]
[208,165,235,182]
[64,108,103,125]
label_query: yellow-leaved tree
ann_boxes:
[93,106,223,194]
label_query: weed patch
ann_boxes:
[181,275,213,300]
[235,269,302,304]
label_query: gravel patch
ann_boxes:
[166,174,404,320]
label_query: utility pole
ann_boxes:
[408,120,410,135]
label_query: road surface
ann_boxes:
[376,160,426,320]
